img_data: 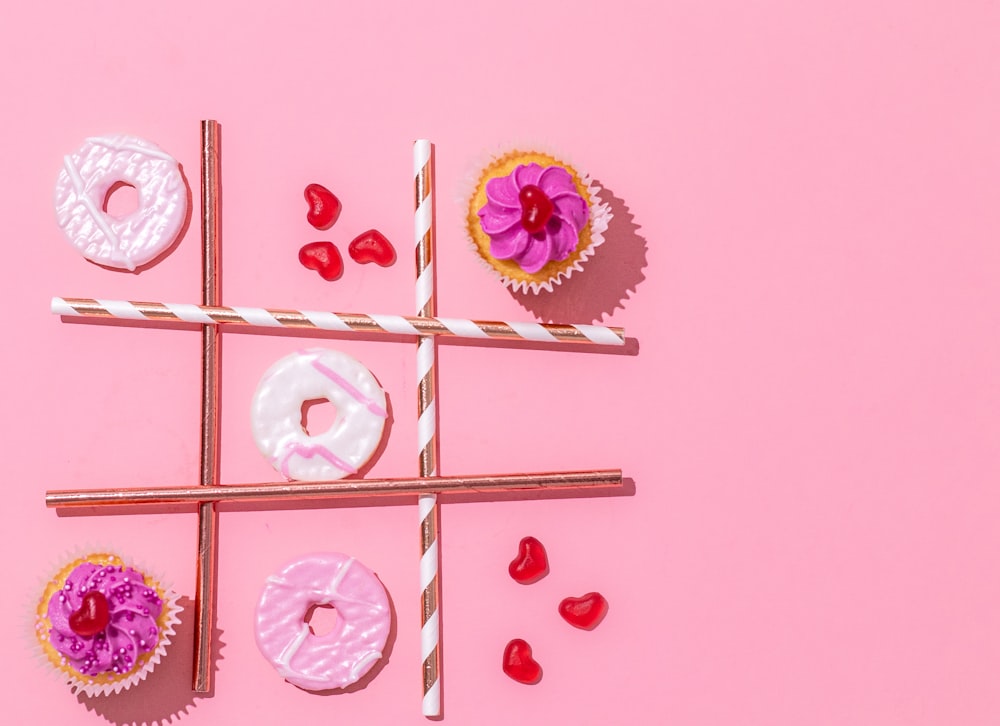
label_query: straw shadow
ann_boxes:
[76,596,225,725]
[509,182,648,324]
[439,332,639,357]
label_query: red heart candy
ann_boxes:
[298,241,344,281]
[558,592,608,630]
[304,183,342,230]
[69,591,110,638]
[503,638,542,684]
[518,184,554,234]
[508,536,549,584]
[348,229,396,267]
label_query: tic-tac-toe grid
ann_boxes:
[46,121,627,717]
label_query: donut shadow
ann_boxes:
[84,163,195,275]
[507,182,649,324]
[294,577,398,696]
[75,596,225,724]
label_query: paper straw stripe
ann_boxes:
[232,305,282,328]
[415,265,434,315]
[302,310,354,332]
[438,316,491,339]
[506,320,559,343]
[423,679,441,712]
[52,298,625,345]
[416,399,437,453]
[98,298,148,321]
[164,302,216,325]
[415,138,441,718]
[50,297,75,316]
[420,608,439,659]
[416,339,435,385]
[369,313,421,336]
[574,323,628,346]
[420,540,439,591]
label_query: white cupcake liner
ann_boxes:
[29,546,183,697]
[458,143,614,295]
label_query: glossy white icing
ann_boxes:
[254,553,391,691]
[54,134,187,270]
[251,348,388,481]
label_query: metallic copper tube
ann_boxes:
[45,470,624,507]
[194,119,221,694]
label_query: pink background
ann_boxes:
[3,1,1000,724]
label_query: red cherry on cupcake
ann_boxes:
[304,183,342,230]
[299,241,344,281]
[69,591,110,638]
[348,229,396,267]
[558,592,609,630]
[518,184,555,234]
[508,536,549,584]
[503,638,542,684]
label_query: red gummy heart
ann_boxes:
[304,183,342,230]
[298,241,344,281]
[519,184,554,234]
[558,592,609,630]
[503,638,542,684]
[508,536,549,584]
[69,591,110,638]
[348,229,396,267]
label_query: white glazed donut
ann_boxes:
[251,348,388,481]
[54,134,187,271]
[255,552,392,691]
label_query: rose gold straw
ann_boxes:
[51,298,626,346]
[414,139,441,716]
[45,470,624,507]
[194,119,221,694]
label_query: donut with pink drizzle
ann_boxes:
[254,552,391,690]
[251,348,388,481]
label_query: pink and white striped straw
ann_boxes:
[50,298,625,346]
[414,139,441,716]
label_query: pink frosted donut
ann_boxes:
[54,134,187,271]
[254,553,391,691]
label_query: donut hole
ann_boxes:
[304,603,339,637]
[300,398,337,436]
[103,181,139,219]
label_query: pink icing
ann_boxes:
[46,562,163,678]
[276,441,358,478]
[478,163,590,273]
[309,358,388,418]
[254,553,391,691]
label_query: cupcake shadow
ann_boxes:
[76,596,224,724]
[510,182,648,324]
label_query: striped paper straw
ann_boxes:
[51,298,625,346]
[414,139,441,717]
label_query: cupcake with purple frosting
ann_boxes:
[466,149,611,294]
[33,552,181,696]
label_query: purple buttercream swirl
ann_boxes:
[47,562,163,677]
[478,163,589,273]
